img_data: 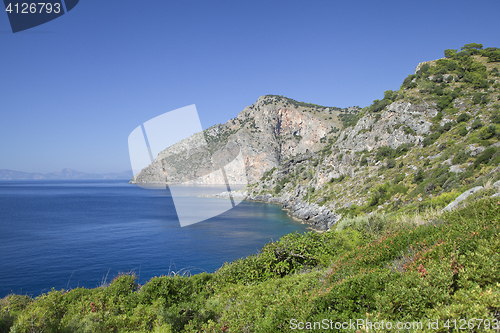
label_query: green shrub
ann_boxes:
[474,147,498,168]
[440,121,454,132]
[437,95,453,111]
[338,113,360,128]
[413,169,425,183]
[473,93,489,105]
[416,63,431,78]
[274,184,283,194]
[432,111,444,123]
[478,125,498,140]
[375,146,395,161]
[393,173,405,184]
[370,98,391,113]
[395,143,412,156]
[444,49,457,59]
[457,124,468,136]
[483,47,500,62]
[456,113,471,123]
[471,118,483,130]
[402,126,417,135]
[401,75,417,89]
[386,159,396,169]
[452,150,470,164]
[422,132,441,147]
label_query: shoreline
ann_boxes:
[207,190,340,232]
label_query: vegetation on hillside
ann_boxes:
[251,43,500,218]
[1,198,499,332]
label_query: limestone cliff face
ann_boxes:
[310,101,437,188]
[336,101,435,153]
[133,95,346,185]
[245,99,442,230]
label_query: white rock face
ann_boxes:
[442,186,484,212]
[133,95,344,185]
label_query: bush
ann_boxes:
[440,121,454,132]
[473,93,489,105]
[457,124,468,136]
[401,75,417,89]
[416,63,431,78]
[370,98,391,113]
[437,95,453,111]
[456,113,471,123]
[471,118,483,130]
[483,47,500,62]
[444,49,457,59]
[432,112,443,123]
[452,151,470,164]
[375,146,395,161]
[395,143,412,156]
[274,184,283,194]
[336,213,388,235]
[478,125,497,140]
[413,169,425,183]
[393,173,405,184]
[338,113,361,128]
[386,159,396,169]
[474,147,498,168]
[491,112,500,124]
[422,132,441,147]
[403,126,417,135]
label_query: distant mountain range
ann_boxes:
[0,168,133,180]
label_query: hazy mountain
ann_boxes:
[0,168,133,180]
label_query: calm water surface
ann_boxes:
[0,180,308,297]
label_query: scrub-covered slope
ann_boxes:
[247,43,500,229]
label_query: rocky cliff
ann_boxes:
[133,95,359,185]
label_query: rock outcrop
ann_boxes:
[442,186,484,212]
[133,95,356,185]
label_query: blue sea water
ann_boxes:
[0,180,308,298]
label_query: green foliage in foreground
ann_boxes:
[1,198,500,332]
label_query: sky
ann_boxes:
[1,0,499,174]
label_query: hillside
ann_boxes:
[2,43,500,332]
[245,43,500,230]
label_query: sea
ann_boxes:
[0,180,308,298]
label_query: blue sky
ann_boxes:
[1,0,499,173]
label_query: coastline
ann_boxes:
[207,189,340,232]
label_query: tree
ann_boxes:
[384,90,392,99]
[437,95,453,111]
[461,43,483,55]
[402,75,417,89]
[444,49,457,59]
[483,47,500,62]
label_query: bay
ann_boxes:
[0,180,308,298]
